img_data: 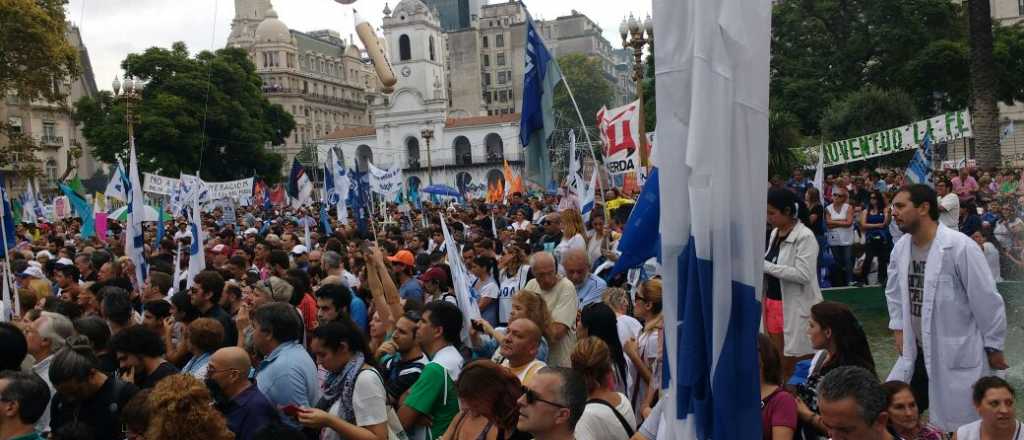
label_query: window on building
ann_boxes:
[399,34,412,61]
[497,53,506,66]
[496,34,504,47]
[1019,0,1024,16]
[43,121,56,139]
[483,54,490,67]
[7,117,22,134]
[429,36,436,61]
[498,71,509,84]
[499,90,507,102]
[482,36,489,48]
[484,73,491,87]
[45,160,58,183]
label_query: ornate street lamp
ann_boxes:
[620,13,653,169]
[420,127,434,185]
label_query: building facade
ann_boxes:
[420,0,482,32]
[316,0,522,196]
[227,0,380,165]
[1,24,102,193]
[993,0,1024,163]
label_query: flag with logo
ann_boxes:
[326,148,350,225]
[519,7,562,188]
[105,161,128,202]
[94,193,108,239]
[124,139,149,289]
[440,213,481,343]
[597,101,642,176]
[580,167,597,223]
[288,158,313,209]
[905,133,933,186]
[654,0,768,438]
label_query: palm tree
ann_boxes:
[968,0,1001,169]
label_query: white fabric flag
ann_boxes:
[654,0,770,438]
[580,169,597,223]
[439,214,481,343]
[813,145,825,204]
[566,130,584,209]
[125,139,149,290]
[329,149,351,225]
[367,163,403,196]
[185,189,206,289]
[105,162,128,202]
[170,242,182,297]
[1,265,12,322]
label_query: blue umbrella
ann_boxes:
[421,184,462,198]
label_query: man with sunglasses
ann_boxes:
[207,346,280,440]
[517,367,587,440]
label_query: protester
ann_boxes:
[181,317,225,380]
[887,184,1007,432]
[48,336,139,439]
[572,337,636,440]
[936,179,960,230]
[0,371,51,440]
[953,376,1021,440]
[825,187,856,286]
[207,346,281,440]
[859,190,892,286]
[146,374,235,440]
[816,366,892,440]
[881,381,942,440]
[442,360,524,440]
[497,243,532,326]
[563,248,606,309]
[764,187,823,379]
[108,325,180,389]
[516,367,587,440]
[523,252,577,368]
[0,322,28,373]
[378,311,429,404]
[191,270,238,347]
[757,334,797,440]
[24,311,73,433]
[470,255,501,326]
[398,300,465,439]
[623,279,662,418]
[578,303,630,394]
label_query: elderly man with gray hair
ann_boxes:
[24,311,73,433]
[817,366,893,440]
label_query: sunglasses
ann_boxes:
[521,385,567,408]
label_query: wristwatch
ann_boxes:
[984,347,1002,354]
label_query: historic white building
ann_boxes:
[316,0,523,196]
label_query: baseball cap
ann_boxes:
[244,227,259,236]
[417,266,446,284]
[35,250,54,260]
[291,244,308,256]
[387,250,415,267]
[17,266,45,279]
[212,244,228,254]
[55,257,74,267]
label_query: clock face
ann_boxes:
[401,66,412,78]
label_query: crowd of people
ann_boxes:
[0,164,1017,440]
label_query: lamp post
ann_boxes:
[620,13,653,169]
[111,75,146,158]
[421,127,434,185]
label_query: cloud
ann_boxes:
[68,0,650,90]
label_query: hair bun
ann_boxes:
[66,334,93,350]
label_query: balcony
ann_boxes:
[404,149,524,171]
[40,135,64,147]
[262,86,368,110]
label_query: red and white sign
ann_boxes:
[597,101,642,175]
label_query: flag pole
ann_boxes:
[559,78,608,211]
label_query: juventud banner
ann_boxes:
[811,109,973,166]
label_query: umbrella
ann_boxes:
[421,184,462,198]
[109,205,173,222]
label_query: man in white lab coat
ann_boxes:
[885,184,1007,433]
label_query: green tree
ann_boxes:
[819,86,917,140]
[769,110,805,178]
[994,23,1024,105]
[0,0,80,102]
[75,43,294,182]
[553,53,614,130]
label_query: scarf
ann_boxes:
[316,351,365,423]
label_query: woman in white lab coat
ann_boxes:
[764,188,824,380]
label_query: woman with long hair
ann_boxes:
[624,279,663,419]
[578,303,630,394]
[472,290,553,362]
[297,319,391,440]
[758,334,797,440]
[497,243,532,327]
[572,337,636,440]
[441,360,525,440]
[555,209,587,262]
[764,188,823,380]
[859,190,892,286]
[146,374,234,440]
[470,256,501,327]
[882,381,943,440]
[586,214,616,265]
[792,301,875,436]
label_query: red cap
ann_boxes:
[418,266,447,284]
[387,250,415,267]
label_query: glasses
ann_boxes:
[521,385,567,408]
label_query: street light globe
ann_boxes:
[124,78,135,93]
[136,80,146,92]
[627,13,640,33]
[644,14,653,36]
[619,17,629,40]
[112,76,121,94]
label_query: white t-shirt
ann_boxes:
[908,241,932,343]
[498,265,531,325]
[826,203,854,246]
[575,393,637,440]
[324,368,391,440]
[616,315,642,399]
[983,242,1002,282]
[554,233,586,262]
[938,193,960,229]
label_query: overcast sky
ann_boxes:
[67,0,652,91]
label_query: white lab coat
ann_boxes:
[884,223,1006,432]
[764,221,823,357]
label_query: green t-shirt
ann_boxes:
[403,362,459,440]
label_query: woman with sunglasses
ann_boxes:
[825,187,856,286]
[858,190,892,286]
[624,279,662,419]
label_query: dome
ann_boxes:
[255,8,291,43]
[392,0,432,20]
[345,44,362,58]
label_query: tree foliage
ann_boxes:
[553,53,614,130]
[819,86,917,141]
[0,0,80,102]
[75,43,294,182]
[769,111,805,178]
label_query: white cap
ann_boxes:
[56,257,74,266]
[244,227,259,236]
[35,250,54,260]
[290,244,308,255]
[18,266,45,279]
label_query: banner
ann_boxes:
[145,173,254,201]
[219,200,237,225]
[53,197,70,219]
[812,109,973,166]
[368,163,403,196]
[597,100,642,175]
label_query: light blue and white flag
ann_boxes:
[580,168,597,223]
[124,138,148,290]
[520,6,563,188]
[327,148,350,225]
[567,130,584,208]
[440,213,480,343]
[654,0,769,438]
[905,133,933,186]
[105,161,128,202]
[185,188,205,290]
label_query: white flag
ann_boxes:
[105,162,128,202]
[185,190,206,289]
[813,145,825,205]
[440,214,480,343]
[566,130,585,210]
[125,139,148,290]
[654,0,770,438]
[328,149,351,225]
[580,169,597,223]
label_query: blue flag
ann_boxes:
[262,182,272,211]
[0,175,16,251]
[610,168,660,277]
[59,183,96,239]
[519,8,562,188]
[155,199,166,245]
[905,133,933,186]
[349,169,370,235]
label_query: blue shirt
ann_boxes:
[182,351,212,379]
[399,278,424,303]
[350,295,368,331]
[223,385,281,440]
[576,273,608,309]
[255,341,319,427]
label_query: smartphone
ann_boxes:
[282,404,301,418]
